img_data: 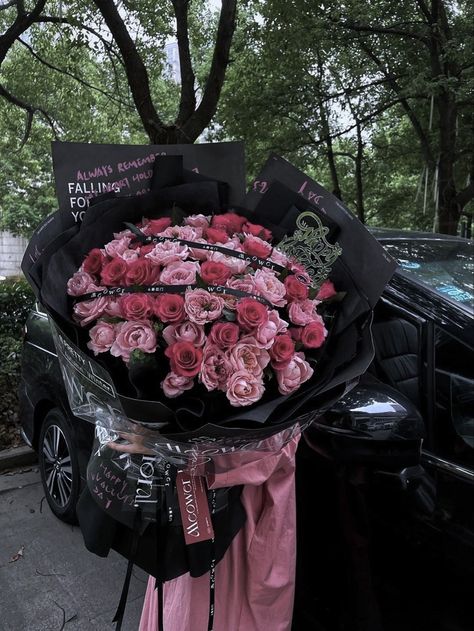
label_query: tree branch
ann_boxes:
[0,0,46,64]
[18,37,133,109]
[0,1,18,11]
[92,0,165,141]
[181,0,237,142]
[0,83,59,145]
[358,40,436,168]
[329,16,428,43]
[172,0,196,125]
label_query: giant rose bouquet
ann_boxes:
[67,211,338,408]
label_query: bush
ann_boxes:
[0,276,35,450]
[0,276,35,377]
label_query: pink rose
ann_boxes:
[236,298,269,331]
[184,214,210,228]
[162,225,202,240]
[269,333,295,368]
[184,289,224,325]
[118,249,139,262]
[142,217,172,235]
[226,370,265,407]
[275,352,314,395]
[100,259,128,286]
[269,248,289,266]
[200,344,233,391]
[254,312,281,349]
[73,297,108,326]
[165,342,203,377]
[316,279,337,301]
[253,269,287,307]
[160,261,200,285]
[211,212,247,235]
[162,372,194,398]
[87,321,117,355]
[284,275,309,302]
[110,321,157,362]
[228,339,270,376]
[242,221,272,241]
[300,316,327,349]
[207,241,247,274]
[225,275,256,310]
[242,235,272,259]
[105,236,131,257]
[120,293,154,321]
[67,271,102,296]
[83,248,107,275]
[209,322,240,349]
[288,299,318,326]
[188,238,211,261]
[104,297,124,318]
[125,259,160,286]
[153,293,185,323]
[145,240,189,266]
[163,321,206,347]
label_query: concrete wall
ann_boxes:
[0,231,28,278]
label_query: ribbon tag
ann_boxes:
[176,472,214,545]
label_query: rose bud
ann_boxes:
[165,341,203,377]
[236,298,269,331]
[269,333,295,368]
[316,279,337,301]
[121,293,154,321]
[300,318,327,349]
[209,322,240,349]
[284,275,309,302]
[154,294,186,323]
[100,258,128,286]
[200,261,232,285]
[83,248,106,275]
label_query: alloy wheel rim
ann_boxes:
[42,424,73,508]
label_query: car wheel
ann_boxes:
[38,408,80,524]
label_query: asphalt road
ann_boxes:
[0,466,147,631]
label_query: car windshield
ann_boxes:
[380,239,474,309]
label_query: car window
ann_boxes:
[433,328,474,468]
[370,301,425,414]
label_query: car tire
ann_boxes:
[38,408,81,524]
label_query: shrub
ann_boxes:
[0,276,35,378]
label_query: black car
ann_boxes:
[19,230,474,628]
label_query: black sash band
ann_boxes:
[74,283,273,309]
[207,489,217,631]
[124,222,285,274]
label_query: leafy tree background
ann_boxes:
[0,0,472,237]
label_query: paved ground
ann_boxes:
[0,467,147,631]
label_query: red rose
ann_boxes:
[147,217,172,234]
[300,320,327,349]
[83,248,106,275]
[242,235,272,259]
[200,261,232,285]
[101,259,127,286]
[209,322,240,348]
[269,334,295,368]
[205,227,229,244]
[316,279,337,301]
[284,275,309,302]
[165,342,203,377]
[121,293,154,321]
[154,294,185,323]
[125,258,160,286]
[236,298,269,331]
[242,221,272,241]
[211,212,247,235]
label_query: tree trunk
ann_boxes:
[355,121,365,223]
[319,100,343,199]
